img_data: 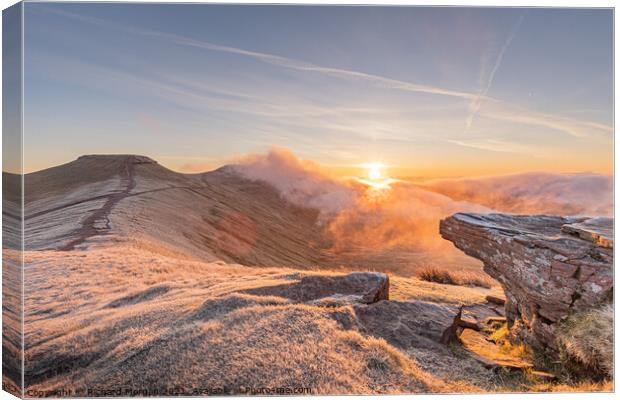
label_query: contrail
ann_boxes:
[37,5,479,101]
[465,13,526,131]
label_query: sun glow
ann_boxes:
[356,163,398,190]
[368,163,383,180]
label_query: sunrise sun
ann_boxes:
[355,163,397,190]
[367,163,382,180]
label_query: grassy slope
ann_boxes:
[21,246,501,395]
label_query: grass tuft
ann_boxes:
[556,303,613,378]
[416,267,495,289]
[417,267,457,285]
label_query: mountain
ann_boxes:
[22,155,330,267]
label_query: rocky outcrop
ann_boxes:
[440,213,613,350]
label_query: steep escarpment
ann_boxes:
[440,213,613,372]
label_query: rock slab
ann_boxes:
[440,213,613,349]
[353,300,460,349]
[244,271,389,304]
[459,328,533,370]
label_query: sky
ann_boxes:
[20,4,613,177]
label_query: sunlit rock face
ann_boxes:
[439,213,613,350]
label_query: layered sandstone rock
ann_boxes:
[440,213,613,349]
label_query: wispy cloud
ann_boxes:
[37,5,480,101]
[479,100,613,138]
[37,5,613,144]
[176,36,481,100]
[466,13,526,131]
[445,138,541,154]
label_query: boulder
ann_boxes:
[484,316,507,325]
[440,213,613,350]
[353,300,460,350]
[244,271,389,304]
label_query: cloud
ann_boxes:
[466,13,526,131]
[231,148,357,214]
[422,172,613,216]
[229,149,487,262]
[444,137,543,154]
[230,149,612,263]
[326,182,491,254]
[478,101,613,138]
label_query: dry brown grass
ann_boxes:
[90,303,451,395]
[390,274,502,305]
[417,266,457,285]
[478,320,613,393]
[416,266,495,289]
[556,303,613,378]
[531,380,613,392]
[451,271,496,289]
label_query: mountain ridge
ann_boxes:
[20,153,332,269]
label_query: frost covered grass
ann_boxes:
[556,304,613,378]
[21,246,485,395]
